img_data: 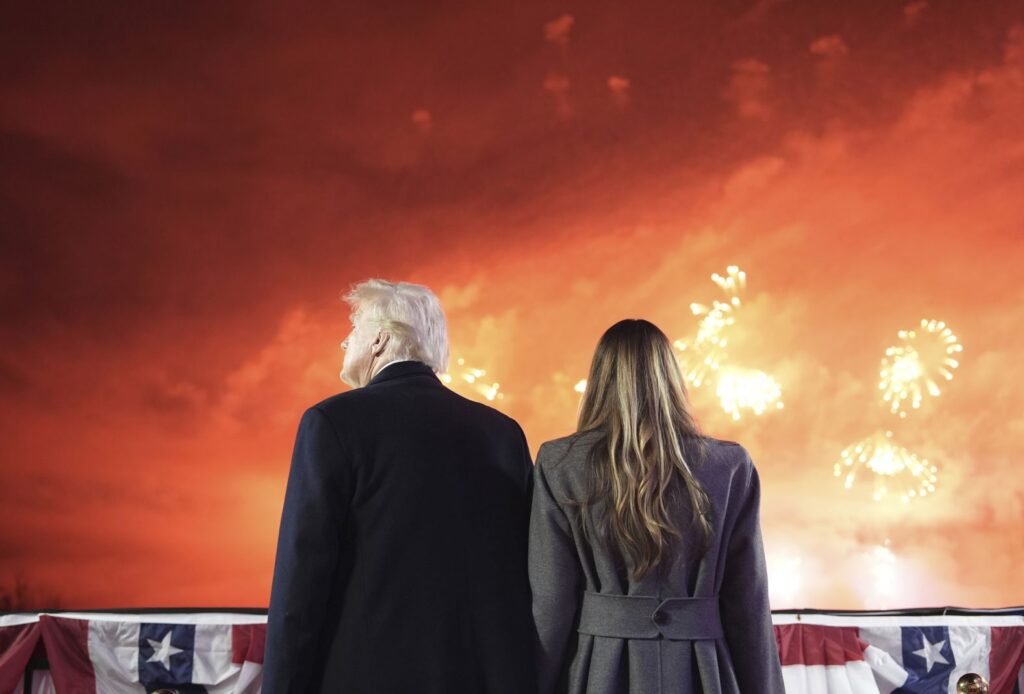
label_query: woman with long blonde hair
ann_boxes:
[529,319,784,694]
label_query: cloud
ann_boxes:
[736,0,789,25]
[487,21,1024,606]
[809,35,849,84]
[215,306,342,432]
[543,72,572,118]
[724,58,772,119]
[542,72,570,94]
[437,279,483,312]
[607,75,631,106]
[543,14,575,46]
[720,155,786,199]
[809,34,849,59]
[4,5,1024,610]
[1007,23,1024,68]
[411,108,433,134]
[903,1,928,26]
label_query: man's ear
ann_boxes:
[373,330,390,357]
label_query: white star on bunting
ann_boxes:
[146,631,184,671]
[912,634,950,673]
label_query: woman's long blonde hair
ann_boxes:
[574,318,712,580]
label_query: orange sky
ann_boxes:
[1,0,1023,611]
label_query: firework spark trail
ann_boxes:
[580,265,787,423]
[716,367,784,420]
[879,319,962,418]
[674,265,746,388]
[834,430,938,503]
[440,357,504,401]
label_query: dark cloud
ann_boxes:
[903,1,928,25]
[543,14,575,45]
[2,0,1023,608]
[724,58,772,119]
[809,34,849,59]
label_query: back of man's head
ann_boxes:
[344,279,450,374]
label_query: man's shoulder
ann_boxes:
[302,387,393,430]
[448,392,525,439]
[310,385,523,435]
[310,387,371,414]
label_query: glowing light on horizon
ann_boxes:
[675,265,746,387]
[865,542,899,604]
[440,357,504,401]
[715,367,784,420]
[767,552,804,606]
[834,430,938,503]
[879,319,962,418]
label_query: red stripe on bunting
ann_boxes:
[38,616,97,694]
[0,621,42,693]
[231,623,266,665]
[774,624,868,667]
[990,626,1024,694]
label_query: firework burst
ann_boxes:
[879,319,962,418]
[674,265,746,387]
[716,367,784,420]
[834,430,938,503]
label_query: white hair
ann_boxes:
[343,279,449,374]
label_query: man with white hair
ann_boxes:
[262,279,537,694]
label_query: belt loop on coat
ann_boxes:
[576,591,724,640]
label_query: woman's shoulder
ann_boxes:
[700,435,753,464]
[532,431,603,497]
[538,431,750,458]
[536,429,602,468]
[697,436,760,496]
[536,430,755,474]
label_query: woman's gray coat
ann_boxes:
[528,430,785,694]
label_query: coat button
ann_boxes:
[652,610,670,626]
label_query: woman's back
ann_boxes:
[529,429,785,694]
